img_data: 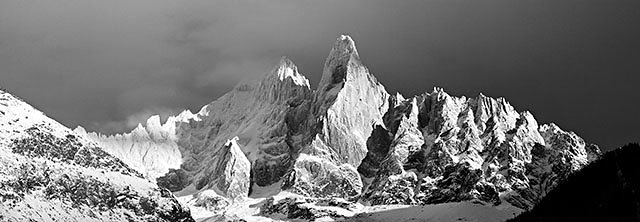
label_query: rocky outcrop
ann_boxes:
[192,190,230,212]
[156,168,191,192]
[196,137,251,201]
[283,152,363,198]
[260,196,356,220]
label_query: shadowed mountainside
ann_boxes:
[511,143,640,222]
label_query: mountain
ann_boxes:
[359,91,601,209]
[74,35,601,221]
[510,143,640,222]
[0,90,194,221]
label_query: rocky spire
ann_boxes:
[326,35,359,65]
[305,35,390,167]
[211,137,251,201]
[281,35,391,199]
[318,35,362,90]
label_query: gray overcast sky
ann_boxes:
[0,0,638,151]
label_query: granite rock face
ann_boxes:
[283,35,389,198]
[79,35,599,212]
[312,35,390,168]
[197,137,251,201]
[360,89,601,209]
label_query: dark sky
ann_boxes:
[0,0,638,151]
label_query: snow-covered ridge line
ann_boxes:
[74,110,199,180]
[275,56,310,88]
[0,89,195,221]
[68,35,599,221]
[78,54,314,181]
[0,89,94,147]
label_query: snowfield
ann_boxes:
[174,189,522,222]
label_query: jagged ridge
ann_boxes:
[76,35,601,220]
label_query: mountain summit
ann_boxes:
[318,34,360,88]
[0,35,601,221]
[76,35,600,221]
[274,56,310,88]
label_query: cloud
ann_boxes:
[90,106,182,134]
[0,0,639,150]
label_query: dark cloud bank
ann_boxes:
[0,0,638,151]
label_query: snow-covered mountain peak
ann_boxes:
[252,56,312,103]
[46,35,603,221]
[274,56,310,88]
[318,34,365,89]
[332,34,359,60]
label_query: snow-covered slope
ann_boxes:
[347,201,522,222]
[186,191,522,222]
[0,90,92,147]
[75,110,198,180]
[0,89,194,221]
[77,35,600,221]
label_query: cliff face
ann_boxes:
[360,89,600,209]
[80,35,599,213]
[282,35,390,198]
[202,137,251,201]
